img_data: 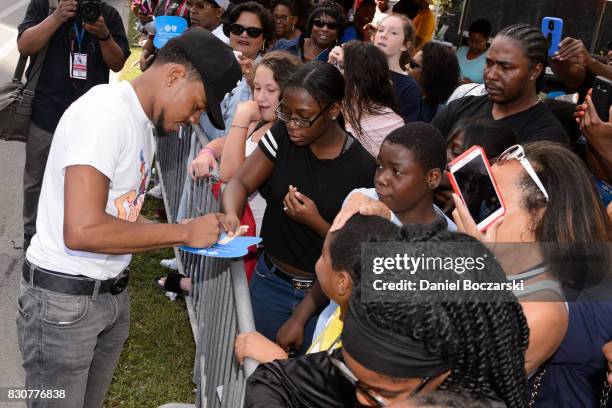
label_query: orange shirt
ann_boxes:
[413,7,435,45]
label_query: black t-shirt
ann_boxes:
[258,122,375,273]
[18,0,130,132]
[431,95,569,144]
[389,70,422,123]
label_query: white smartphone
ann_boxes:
[447,146,506,231]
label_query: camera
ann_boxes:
[77,0,102,23]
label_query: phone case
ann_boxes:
[541,17,564,57]
[446,145,506,232]
[592,76,612,122]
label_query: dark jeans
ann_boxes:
[23,122,53,239]
[16,270,130,408]
[249,254,319,355]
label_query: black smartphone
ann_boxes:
[592,76,612,122]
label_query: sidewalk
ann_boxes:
[0,140,26,408]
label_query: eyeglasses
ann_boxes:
[186,0,217,10]
[275,100,333,128]
[497,144,549,202]
[228,23,263,38]
[273,14,292,22]
[326,336,432,407]
[313,18,339,30]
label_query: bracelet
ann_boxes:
[198,147,217,157]
[231,124,250,129]
[97,32,112,42]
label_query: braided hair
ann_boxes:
[496,23,548,93]
[349,222,530,408]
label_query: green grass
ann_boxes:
[118,10,144,83]
[104,197,196,408]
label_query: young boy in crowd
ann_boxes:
[331,122,456,232]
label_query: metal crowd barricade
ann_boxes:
[155,125,258,408]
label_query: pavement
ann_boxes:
[0,1,130,406]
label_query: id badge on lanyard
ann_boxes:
[70,22,87,80]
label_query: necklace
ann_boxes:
[310,39,323,54]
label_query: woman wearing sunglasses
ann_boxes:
[272,1,345,62]
[453,142,612,406]
[198,2,275,140]
[245,223,530,408]
[372,14,422,122]
[405,41,460,122]
[222,61,376,355]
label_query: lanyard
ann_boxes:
[72,22,85,52]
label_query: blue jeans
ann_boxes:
[16,274,130,408]
[249,254,319,355]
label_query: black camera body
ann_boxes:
[77,0,102,23]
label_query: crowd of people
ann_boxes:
[13,0,612,406]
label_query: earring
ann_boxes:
[261,41,266,52]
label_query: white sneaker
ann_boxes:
[165,291,178,301]
[146,184,163,199]
[160,257,178,270]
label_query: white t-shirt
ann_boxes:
[212,24,229,44]
[27,81,156,280]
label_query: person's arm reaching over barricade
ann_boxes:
[222,146,275,235]
[189,137,225,179]
[64,165,221,253]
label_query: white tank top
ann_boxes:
[245,134,266,236]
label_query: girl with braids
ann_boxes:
[453,142,612,406]
[431,23,568,144]
[327,41,404,157]
[244,222,530,407]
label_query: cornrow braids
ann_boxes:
[497,23,548,93]
[350,223,530,408]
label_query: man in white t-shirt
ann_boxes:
[17,28,242,408]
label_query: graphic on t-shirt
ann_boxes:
[115,150,149,222]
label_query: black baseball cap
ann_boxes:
[173,28,242,130]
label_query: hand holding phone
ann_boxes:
[541,17,564,57]
[447,146,505,232]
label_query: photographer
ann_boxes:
[17,0,130,251]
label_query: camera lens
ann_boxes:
[78,0,101,23]
[548,20,555,30]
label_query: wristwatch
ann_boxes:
[97,32,112,42]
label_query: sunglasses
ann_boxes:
[326,336,432,407]
[407,55,421,70]
[228,23,263,38]
[313,18,339,30]
[496,144,549,202]
[186,0,218,10]
[275,100,333,128]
